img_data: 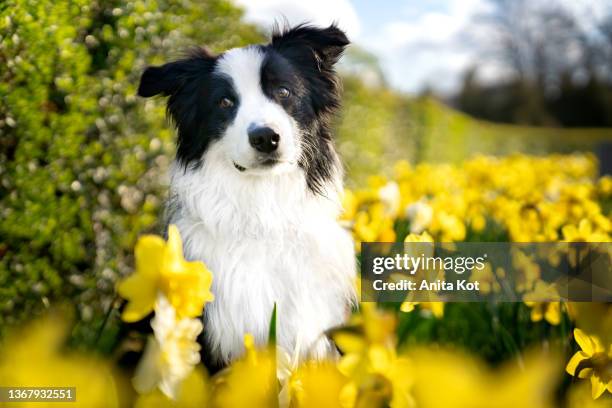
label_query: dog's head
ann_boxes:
[138,24,348,192]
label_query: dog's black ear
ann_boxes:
[137,48,215,98]
[138,63,180,97]
[271,23,349,69]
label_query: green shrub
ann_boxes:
[0,0,261,340]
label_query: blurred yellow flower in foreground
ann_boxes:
[333,304,415,408]
[117,224,214,322]
[133,296,203,400]
[410,348,559,408]
[0,312,122,408]
[567,382,612,408]
[133,366,210,408]
[344,345,414,408]
[288,361,349,407]
[211,334,278,408]
[566,329,612,399]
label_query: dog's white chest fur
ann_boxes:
[168,148,356,364]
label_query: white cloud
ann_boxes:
[232,0,361,39]
[362,0,493,94]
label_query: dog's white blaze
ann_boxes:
[215,47,298,172]
[169,141,356,364]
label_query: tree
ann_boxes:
[454,0,612,127]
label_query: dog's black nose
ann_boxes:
[248,126,280,154]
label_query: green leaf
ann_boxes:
[268,302,277,346]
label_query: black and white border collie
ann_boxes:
[137,24,356,369]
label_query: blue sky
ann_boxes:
[351,0,451,36]
[233,0,607,94]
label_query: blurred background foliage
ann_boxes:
[0,0,262,339]
[0,0,611,348]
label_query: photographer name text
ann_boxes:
[372,279,480,292]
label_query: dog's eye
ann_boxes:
[219,97,234,109]
[275,87,290,99]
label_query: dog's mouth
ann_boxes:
[233,159,283,172]
[260,158,278,167]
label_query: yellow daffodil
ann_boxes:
[353,204,397,244]
[133,366,210,408]
[343,345,415,408]
[405,199,433,234]
[288,361,349,408]
[133,296,203,400]
[567,382,612,408]
[432,211,466,242]
[598,175,612,197]
[402,301,445,318]
[562,219,610,243]
[379,181,401,216]
[566,329,612,399]
[567,303,612,344]
[331,304,416,408]
[469,262,501,295]
[332,304,396,370]
[211,334,278,408]
[399,302,418,314]
[341,189,359,221]
[410,348,559,408]
[117,224,214,322]
[278,339,302,407]
[523,281,563,325]
[470,213,487,232]
[398,232,445,318]
[344,154,610,246]
[525,301,562,325]
[512,249,541,292]
[403,231,434,269]
[393,160,412,181]
[404,231,434,244]
[0,312,122,408]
